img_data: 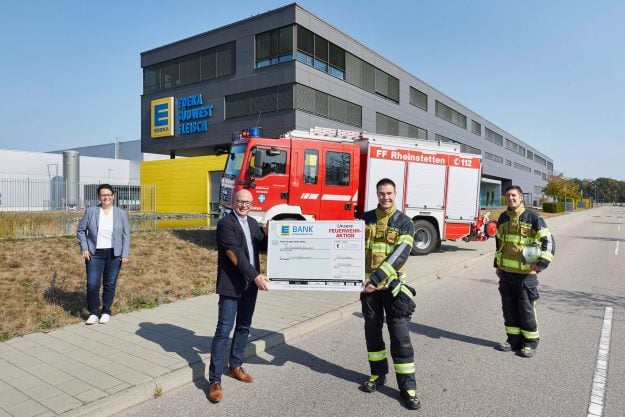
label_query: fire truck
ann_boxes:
[219,127,495,255]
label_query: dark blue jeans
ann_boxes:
[209,285,258,383]
[85,248,122,316]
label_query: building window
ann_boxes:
[534,185,544,193]
[435,134,480,155]
[256,25,294,68]
[142,42,236,94]
[435,101,467,129]
[295,84,362,127]
[180,52,201,86]
[506,139,526,157]
[484,127,503,146]
[328,43,345,79]
[143,65,159,94]
[326,151,351,186]
[484,152,503,163]
[409,87,427,111]
[534,169,542,176]
[535,154,547,166]
[546,161,553,172]
[295,26,345,80]
[527,150,534,160]
[304,150,319,184]
[225,84,293,119]
[252,148,287,177]
[513,162,531,172]
[505,159,512,166]
[471,120,481,136]
[377,113,427,139]
[160,59,179,90]
[460,143,481,155]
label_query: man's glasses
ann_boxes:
[99,194,114,199]
[236,200,252,206]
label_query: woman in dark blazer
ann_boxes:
[77,184,130,325]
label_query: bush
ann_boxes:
[543,202,565,213]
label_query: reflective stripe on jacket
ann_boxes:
[494,204,555,274]
[363,205,414,287]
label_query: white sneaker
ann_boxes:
[85,315,99,325]
[99,314,111,324]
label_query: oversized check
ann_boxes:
[267,220,365,291]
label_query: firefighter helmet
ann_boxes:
[521,244,541,265]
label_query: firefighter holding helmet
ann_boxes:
[494,185,555,358]
[360,178,421,410]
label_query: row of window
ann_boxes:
[486,151,550,178]
[256,25,401,104]
[513,162,531,173]
[435,101,467,129]
[435,134,481,155]
[143,42,236,94]
[534,154,547,167]
[409,87,428,111]
[376,113,427,139]
[472,120,482,136]
[506,138,526,157]
[224,83,362,128]
[485,127,503,146]
[484,126,550,170]
[484,152,503,164]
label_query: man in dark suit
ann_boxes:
[208,189,269,403]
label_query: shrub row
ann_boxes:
[543,202,565,213]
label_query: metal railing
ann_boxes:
[0,179,156,212]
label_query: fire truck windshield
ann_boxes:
[224,144,246,176]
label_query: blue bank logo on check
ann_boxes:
[280,225,290,236]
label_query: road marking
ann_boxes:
[616,241,620,256]
[587,307,613,417]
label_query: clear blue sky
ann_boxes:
[1,0,624,180]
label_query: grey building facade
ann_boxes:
[140,3,553,206]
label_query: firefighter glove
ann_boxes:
[388,280,416,318]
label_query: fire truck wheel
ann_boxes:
[411,220,439,255]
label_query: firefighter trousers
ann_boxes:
[361,290,416,391]
[498,271,540,349]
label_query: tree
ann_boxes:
[571,177,625,203]
[543,173,580,201]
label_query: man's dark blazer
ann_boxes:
[215,211,267,297]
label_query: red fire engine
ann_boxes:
[219,127,496,254]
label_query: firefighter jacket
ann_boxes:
[494,203,555,274]
[363,204,415,288]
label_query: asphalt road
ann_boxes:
[116,206,625,417]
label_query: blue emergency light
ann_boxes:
[232,127,263,141]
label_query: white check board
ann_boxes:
[267,221,365,291]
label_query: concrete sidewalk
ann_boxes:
[0,210,585,417]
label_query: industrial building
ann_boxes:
[140,3,554,211]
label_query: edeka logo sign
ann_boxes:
[150,94,213,138]
[150,97,174,138]
[177,94,213,135]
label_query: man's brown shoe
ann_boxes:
[228,367,253,383]
[208,382,222,403]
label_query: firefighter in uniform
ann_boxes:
[360,178,421,410]
[494,185,555,358]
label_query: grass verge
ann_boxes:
[0,228,221,341]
